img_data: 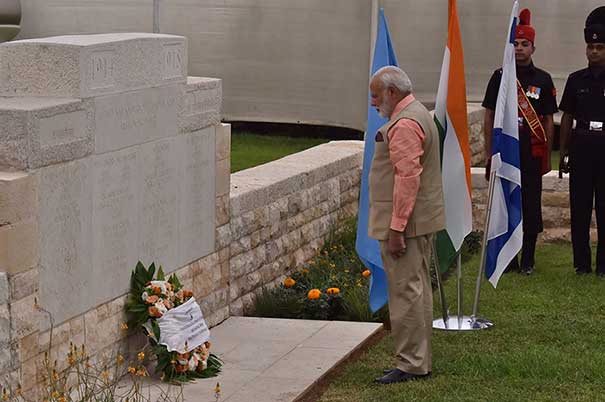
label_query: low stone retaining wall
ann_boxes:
[227,141,363,314]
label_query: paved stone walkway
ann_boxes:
[147,317,382,402]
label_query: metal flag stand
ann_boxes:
[470,169,496,330]
[432,169,496,331]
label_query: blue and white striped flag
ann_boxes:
[485,0,523,288]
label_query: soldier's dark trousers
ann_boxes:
[569,134,605,273]
[507,232,538,270]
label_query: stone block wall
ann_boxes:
[471,168,583,242]
[467,103,486,167]
[227,141,363,315]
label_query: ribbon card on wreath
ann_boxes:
[157,297,210,353]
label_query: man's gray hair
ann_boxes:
[372,66,413,94]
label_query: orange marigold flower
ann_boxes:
[283,278,296,288]
[307,289,321,300]
[152,286,162,295]
[327,287,340,296]
[145,295,159,305]
[362,270,371,278]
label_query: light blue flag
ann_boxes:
[355,8,398,313]
[485,0,523,288]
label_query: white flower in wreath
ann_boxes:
[150,280,169,294]
[154,300,168,315]
[141,291,149,301]
[199,359,208,371]
[188,354,199,371]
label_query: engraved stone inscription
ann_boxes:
[39,111,87,148]
[138,139,178,272]
[178,127,216,266]
[95,86,180,153]
[39,160,93,327]
[90,51,116,89]
[91,149,138,304]
[162,44,184,79]
[184,88,221,116]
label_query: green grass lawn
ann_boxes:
[230,132,328,173]
[319,243,605,402]
[551,149,560,171]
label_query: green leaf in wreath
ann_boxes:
[157,265,165,281]
[148,262,156,280]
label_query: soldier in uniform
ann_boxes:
[482,8,558,275]
[558,6,605,277]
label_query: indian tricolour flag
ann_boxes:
[434,0,472,273]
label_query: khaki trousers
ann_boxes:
[380,234,433,374]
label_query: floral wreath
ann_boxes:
[126,262,222,382]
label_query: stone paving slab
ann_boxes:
[146,316,382,402]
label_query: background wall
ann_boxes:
[16,0,604,129]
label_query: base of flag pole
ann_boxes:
[433,316,494,331]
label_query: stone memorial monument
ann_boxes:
[0,33,229,389]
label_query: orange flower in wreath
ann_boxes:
[362,270,371,278]
[283,278,296,288]
[326,288,340,296]
[307,289,321,300]
[148,306,163,318]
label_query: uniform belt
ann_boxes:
[576,120,604,132]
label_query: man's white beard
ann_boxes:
[378,101,394,119]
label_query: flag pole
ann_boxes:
[471,168,496,329]
[456,253,463,329]
[431,240,449,329]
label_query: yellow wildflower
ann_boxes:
[137,351,145,361]
[117,354,124,366]
[128,366,136,375]
[51,391,60,398]
[101,370,110,381]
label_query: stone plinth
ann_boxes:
[0,33,187,98]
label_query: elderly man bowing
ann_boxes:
[368,66,445,385]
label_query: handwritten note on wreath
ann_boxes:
[158,297,210,353]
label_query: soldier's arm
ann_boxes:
[483,108,495,180]
[559,112,573,158]
[543,114,555,169]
